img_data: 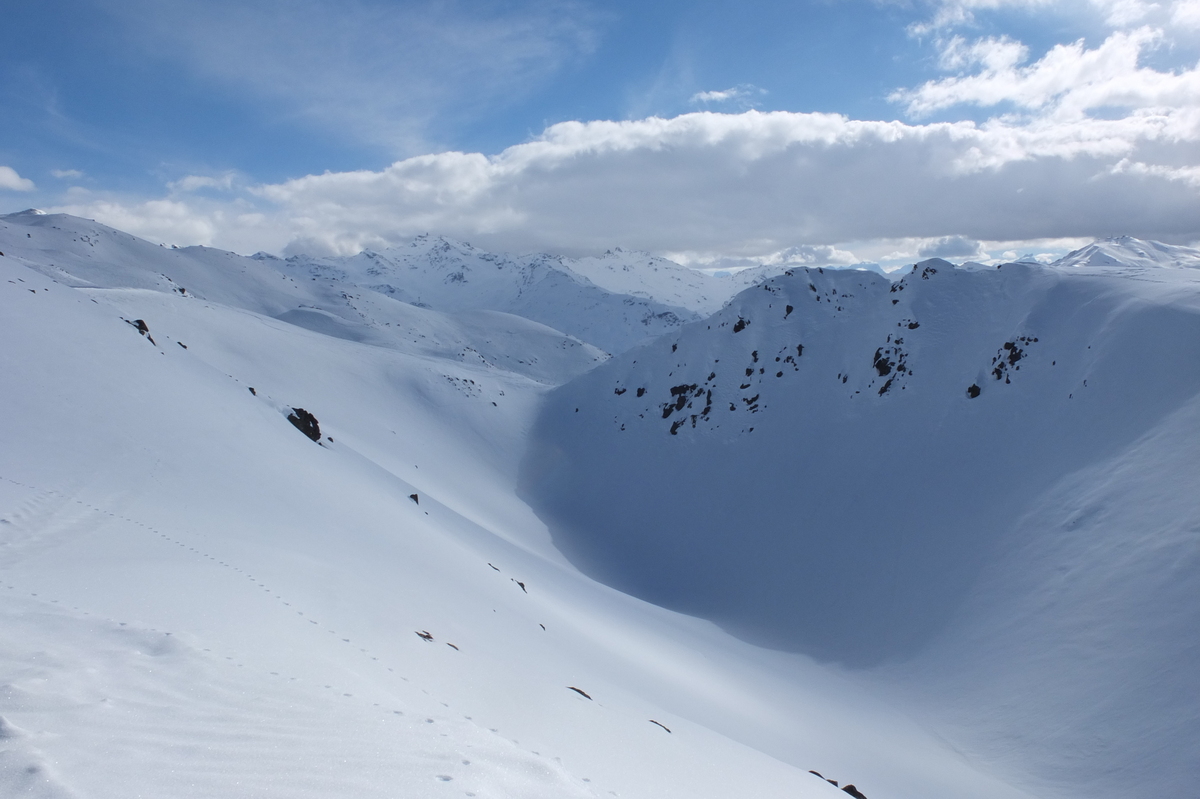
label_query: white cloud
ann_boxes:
[917,234,987,258]
[909,0,1184,32]
[168,173,238,193]
[0,166,36,192]
[893,27,1200,118]
[52,99,1200,261]
[690,85,766,106]
[51,169,84,180]
[1174,0,1200,25]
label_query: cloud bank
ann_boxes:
[49,23,1200,262]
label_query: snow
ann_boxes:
[522,257,1200,797]
[275,236,703,354]
[563,248,784,316]
[1054,235,1200,270]
[2,210,1197,799]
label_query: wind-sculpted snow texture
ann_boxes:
[276,235,701,354]
[523,244,1200,796]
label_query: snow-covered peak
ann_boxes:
[1053,236,1200,270]
[563,248,747,315]
[0,212,606,384]
[280,238,699,354]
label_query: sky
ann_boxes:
[1,0,1198,268]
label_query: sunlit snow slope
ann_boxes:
[276,236,700,354]
[521,242,1200,799]
[0,212,1052,799]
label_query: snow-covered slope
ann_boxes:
[0,211,607,384]
[0,216,1054,799]
[5,209,1197,799]
[277,236,699,354]
[521,256,1200,798]
[562,248,781,315]
[1054,235,1200,270]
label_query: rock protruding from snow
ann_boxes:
[287,408,321,441]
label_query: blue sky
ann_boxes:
[2,0,1198,265]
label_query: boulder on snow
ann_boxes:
[287,408,321,441]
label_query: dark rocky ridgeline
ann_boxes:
[287,408,321,441]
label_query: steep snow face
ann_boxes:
[897,389,1200,799]
[278,235,698,354]
[0,213,607,384]
[521,257,1200,794]
[1053,235,1200,270]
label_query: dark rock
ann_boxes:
[967,384,981,398]
[567,686,592,700]
[872,349,893,377]
[842,785,868,799]
[732,317,747,333]
[409,493,419,504]
[287,408,321,441]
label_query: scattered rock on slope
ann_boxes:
[287,408,321,442]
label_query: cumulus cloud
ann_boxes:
[909,0,1190,32]
[0,166,36,192]
[894,27,1200,118]
[766,244,860,266]
[44,12,1200,262]
[168,173,238,193]
[54,101,1200,260]
[690,85,766,107]
[917,234,987,258]
[1174,0,1200,26]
